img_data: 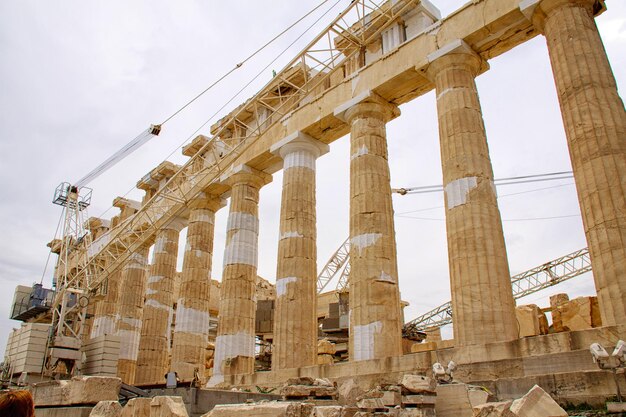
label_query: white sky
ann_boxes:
[0,1,624,357]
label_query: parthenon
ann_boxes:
[1,0,625,415]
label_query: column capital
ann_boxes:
[270,131,330,160]
[187,192,226,211]
[421,39,487,81]
[161,216,187,232]
[334,91,400,124]
[219,164,272,189]
[520,0,605,32]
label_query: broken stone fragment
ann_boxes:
[285,376,316,386]
[337,379,365,406]
[318,338,337,355]
[509,385,567,417]
[356,397,386,409]
[280,384,336,397]
[472,401,515,417]
[120,397,151,417]
[400,375,436,394]
[150,396,189,417]
[89,400,122,417]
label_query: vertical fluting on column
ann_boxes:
[171,195,224,382]
[208,165,270,386]
[90,268,121,338]
[423,41,517,346]
[531,0,626,326]
[135,219,185,385]
[115,246,150,384]
[271,133,328,370]
[343,96,403,361]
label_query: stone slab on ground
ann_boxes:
[31,376,121,407]
[202,401,313,417]
[35,407,93,417]
[509,385,567,417]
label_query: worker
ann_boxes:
[0,390,36,417]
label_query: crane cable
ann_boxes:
[73,0,334,189]
[93,0,344,221]
[158,0,334,126]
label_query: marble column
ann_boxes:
[335,92,403,361]
[171,194,225,382]
[91,200,139,339]
[423,40,518,346]
[135,218,185,385]
[527,0,626,327]
[208,165,271,386]
[115,245,150,384]
[270,132,329,370]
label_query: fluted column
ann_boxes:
[171,194,225,382]
[90,268,121,338]
[135,218,185,385]
[527,0,626,327]
[335,92,403,361]
[208,165,271,386]
[270,132,329,370]
[423,40,517,346]
[115,246,150,384]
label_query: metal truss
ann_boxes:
[403,247,592,333]
[317,238,350,293]
[60,0,423,301]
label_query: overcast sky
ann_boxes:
[0,1,624,358]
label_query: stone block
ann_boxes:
[312,406,343,417]
[515,305,548,337]
[509,385,567,417]
[468,388,490,407]
[150,396,189,417]
[402,394,436,406]
[318,354,334,365]
[338,379,365,406]
[549,294,569,332]
[472,401,514,417]
[607,402,626,413]
[410,342,437,353]
[381,390,401,406]
[398,409,436,417]
[318,339,337,355]
[36,407,93,417]
[281,385,336,398]
[435,383,473,417]
[89,401,122,417]
[356,397,385,409]
[559,296,602,331]
[400,375,436,394]
[31,376,121,407]
[120,398,151,417]
[203,402,308,417]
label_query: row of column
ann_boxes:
[87,0,624,385]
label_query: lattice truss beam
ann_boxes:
[404,247,592,332]
[65,0,423,297]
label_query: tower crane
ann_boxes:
[38,0,423,377]
[44,124,161,377]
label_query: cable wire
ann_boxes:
[159,0,333,126]
[93,0,344,221]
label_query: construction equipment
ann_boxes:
[403,247,592,334]
[42,125,161,377]
[39,0,426,377]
